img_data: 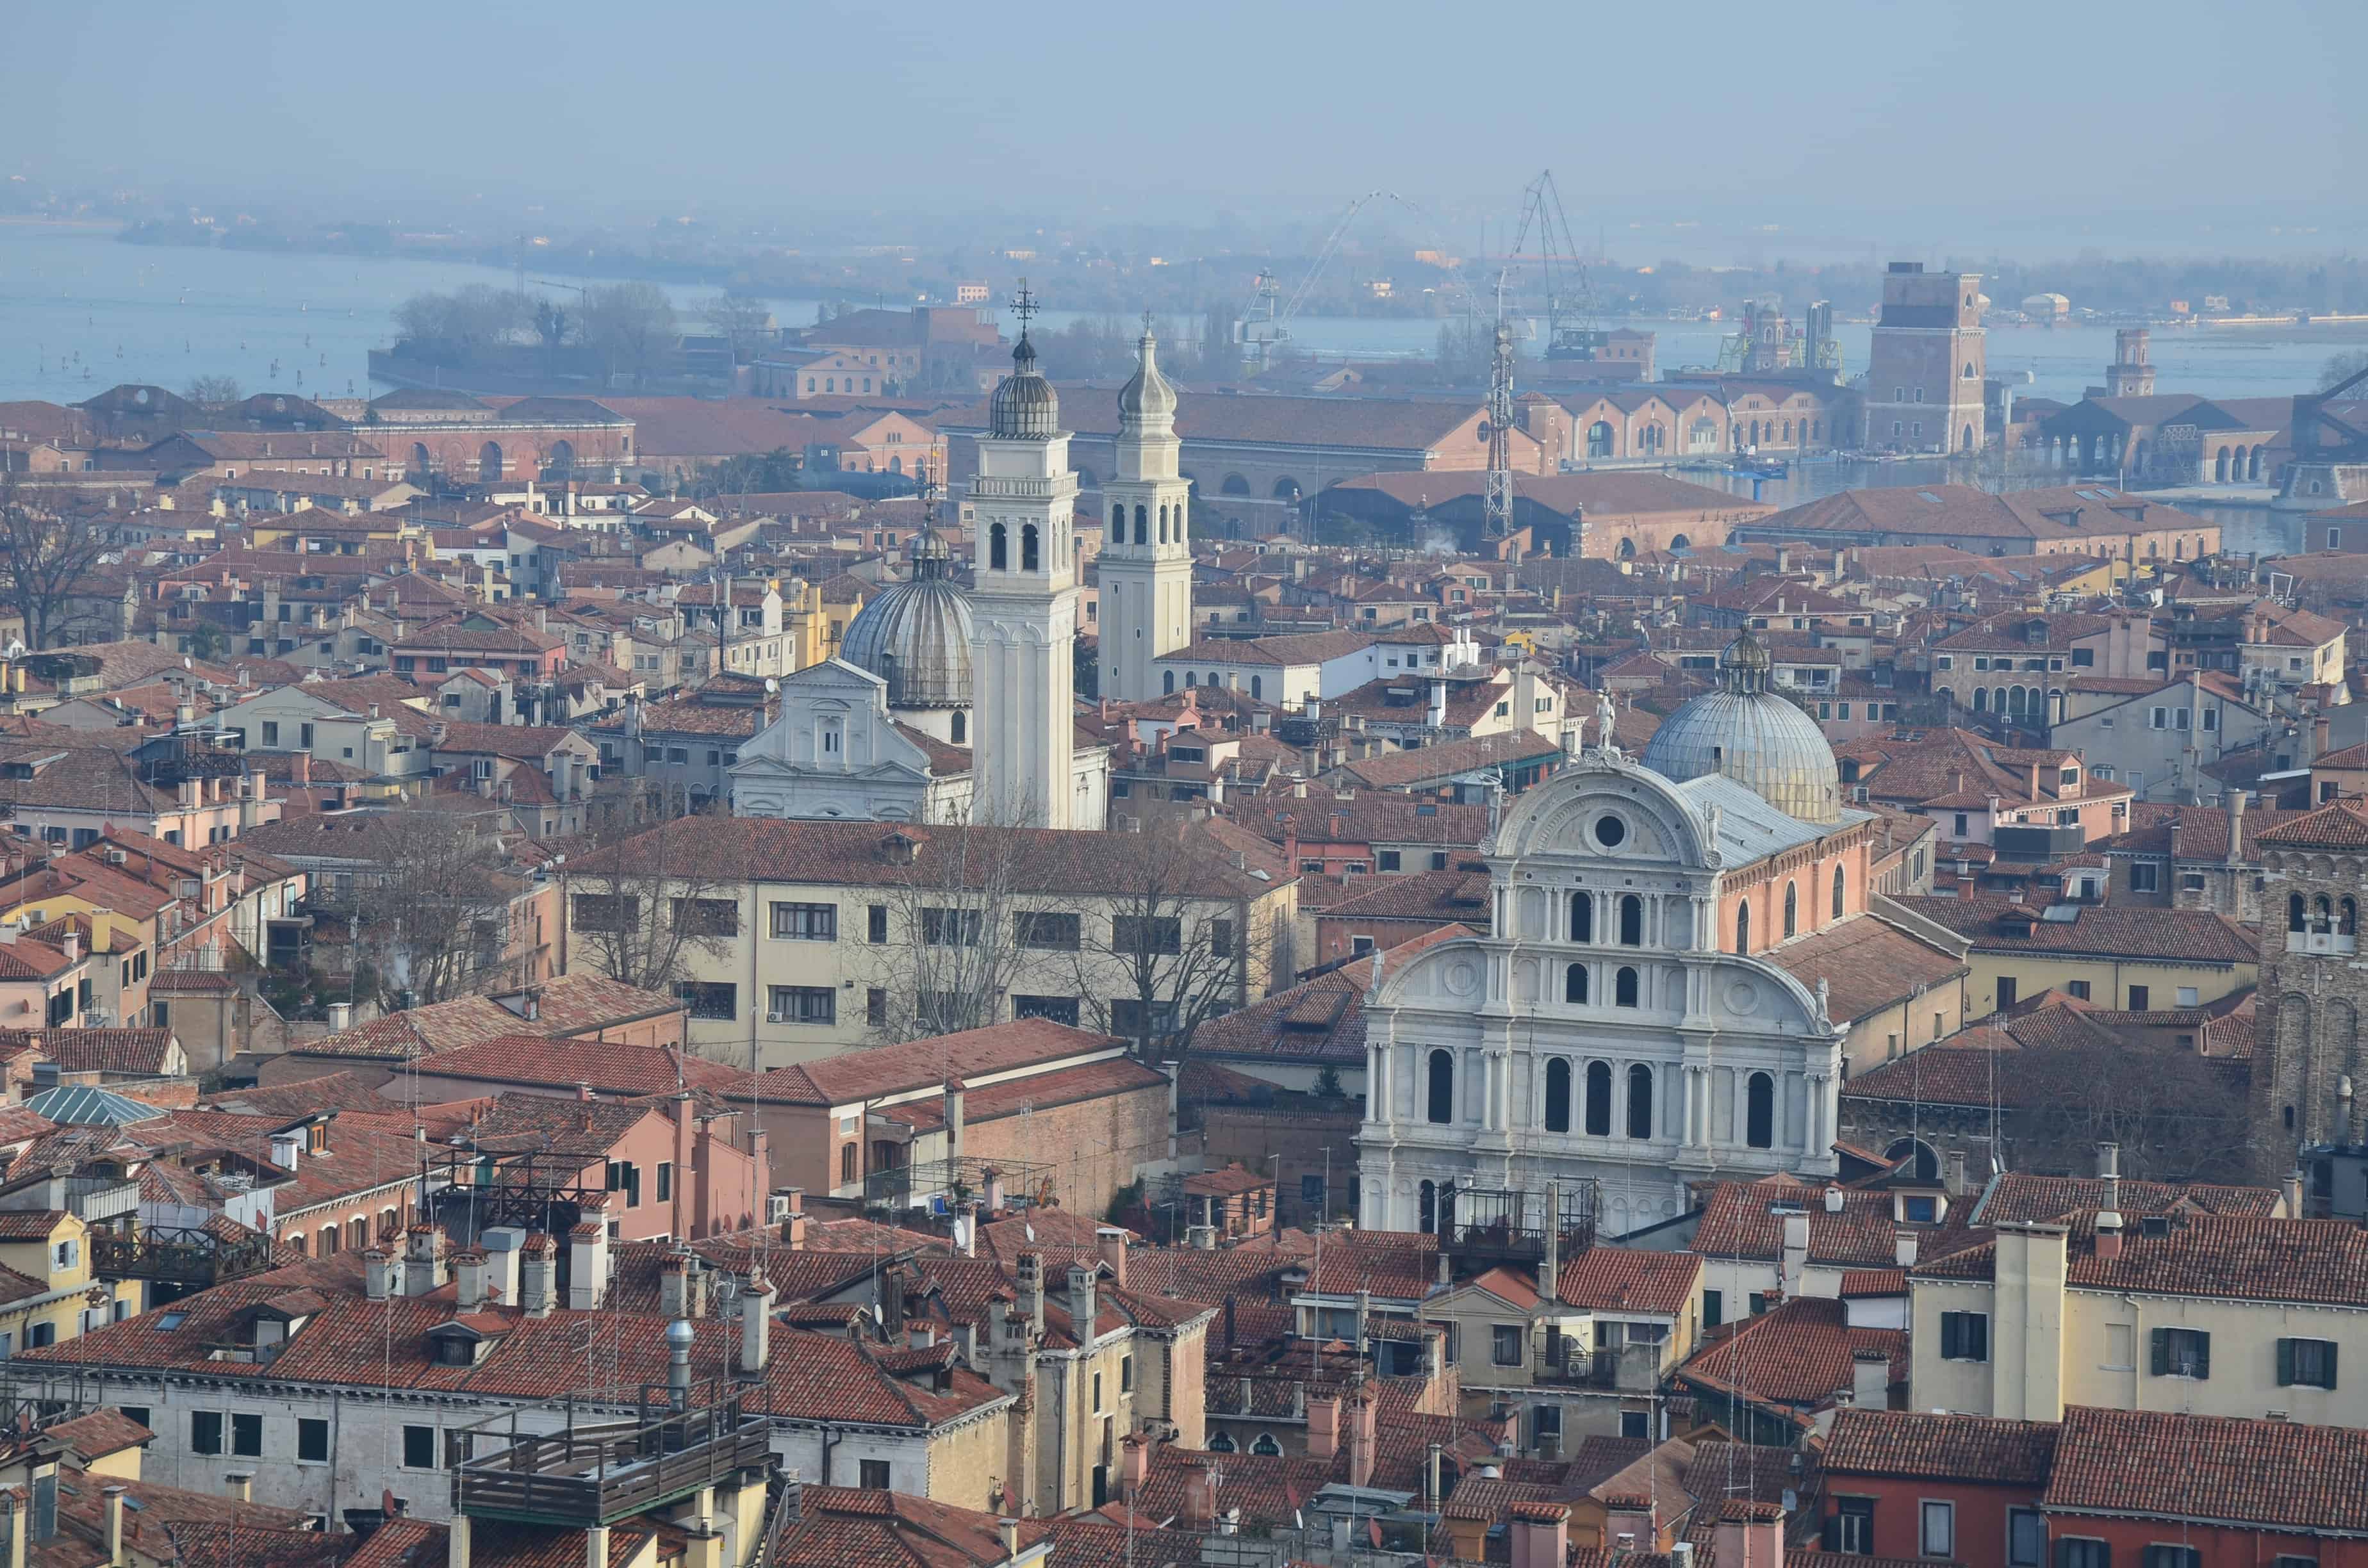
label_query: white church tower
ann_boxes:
[969,289,1081,829]
[1097,319,1195,704]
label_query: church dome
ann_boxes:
[1117,324,1178,430]
[1640,632,1842,824]
[840,532,973,708]
[989,332,1060,440]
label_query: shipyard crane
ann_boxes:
[1234,191,1483,373]
[1501,170,1609,364]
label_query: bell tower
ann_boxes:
[2248,800,2368,1188]
[969,284,1080,829]
[1097,318,1194,705]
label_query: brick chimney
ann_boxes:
[1306,1393,1340,1459]
[1121,1432,1150,1493]
[1714,1501,1784,1568]
[1180,1460,1219,1527]
[1096,1225,1129,1291]
[519,1233,557,1316]
[1508,1501,1569,1568]
[1602,1493,1659,1553]
[1345,1390,1377,1489]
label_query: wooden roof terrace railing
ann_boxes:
[451,1380,773,1528]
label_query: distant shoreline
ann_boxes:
[0,217,121,233]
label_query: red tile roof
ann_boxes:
[1675,1295,1905,1410]
[2043,1405,2368,1534]
[748,1018,1121,1107]
[1823,1407,2058,1485]
[413,1034,738,1097]
[1555,1246,1701,1316]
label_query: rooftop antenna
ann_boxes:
[1483,268,1517,540]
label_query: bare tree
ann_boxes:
[701,293,774,363]
[581,282,678,385]
[345,812,522,1009]
[557,792,743,1001]
[0,471,120,649]
[852,820,1059,1044]
[1067,821,1265,1059]
[183,374,242,409]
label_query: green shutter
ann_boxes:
[2277,1337,2296,1386]
[2194,1331,2210,1380]
[2328,1341,2340,1389]
[2150,1327,2167,1376]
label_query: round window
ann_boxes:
[1593,815,1627,849]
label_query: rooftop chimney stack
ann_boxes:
[362,1248,393,1302]
[520,1234,557,1316]
[402,1224,448,1297]
[1067,1261,1099,1347]
[568,1220,610,1311]
[666,1319,694,1410]
[1713,1501,1785,1568]
[1508,1501,1570,1568]
[1852,1347,1892,1412]
[740,1271,774,1378]
[1780,1210,1809,1298]
[1016,1251,1045,1336]
[454,1249,488,1310]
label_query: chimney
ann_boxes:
[998,1520,1022,1561]
[363,1248,393,1302]
[224,1473,254,1505]
[1121,1432,1150,1494]
[1851,1347,1892,1412]
[481,1227,524,1305]
[568,1221,610,1311]
[2095,1141,2123,1252]
[454,1249,488,1310]
[520,1234,557,1316]
[1016,1251,1045,1335]
[1096,1225,1129,1291]
[1508,1501,1570,1568]
[1945,1148,1969,1197]
[1602,1494,1657,1555]
[660,1252,693,1319]
[1306,1393,1340,1460]
[740,1271,773,1378]
[269,1130,304,1170]
[944,1077,966,1160]
[1067,1261,1099,1346]
[103,1485,126,1567]
[1713,1501,1785,1568]
[780,1186,807,1250]
[1894,1227,1920,1268]
[1780,1210,1809,1298]
[2283,1171,2306,1221]
[1180,1462,1219,1528]
[1345,1390,1377,1489]
[1823,1184,1844,1213]
[402,1224,448,1297]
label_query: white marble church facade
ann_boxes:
[1358,746,1850,1239]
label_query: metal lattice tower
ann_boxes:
[1483,318,1517,537]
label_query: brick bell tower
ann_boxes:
[2248,800,2368,1188]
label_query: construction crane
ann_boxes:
[1502,170,1609,364]
[1235,191,1483,373]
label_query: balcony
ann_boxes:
[452,1383,773,1528]
[1445,1183,1600,1270]
[2287,931,2358,956]
[62,1178,139,1225]
[90,1223,274,1287]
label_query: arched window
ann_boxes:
[1615,967,1640,1008]
[479,441,504,482]
[1618,894,1643,947]
[1112,502,1126,532]
[1184,671,1197,687]
[548,439,575,477]
[2292,893,2308,933]
[1162,671,1175,694]
[2343,898,2358,936]
[1832,864,1846,920]
[1021,524,1040,571]
[410,441,432,477]
[1627,1064,1654,1139]
[1586,420,1615,458]
[1570,892,1593,943]
[1745,1073,1775,1149]
[1972,688,1989,713]
[1544,1059,1572,1132]
[1426,1049,1454,1125]
[1734,902,1750,956]
[1251,1433,1282,1456]
[1565,963,1588,1004]
[1133,504,1147,544]
[1155,504,1165,544]
[1251,676,1263,700]
[989,523,1007,570]
[1783,882,1798,938]
[950,711,966,744]
[2315,895,2334,932]
[1221,474,1251,496]
[1417,1179,1437,1234]
[1584,1061,1613,1136]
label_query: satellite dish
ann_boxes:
[764,677,778,694]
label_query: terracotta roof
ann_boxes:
[1892,894,2258,963]
[284,975,681,1063]
[1824,1407,2058,1485]
[1303,1229,1440,1301]
[1765,916,1967,1025]
[1329,729,1565,789]
[410,1034,739,1097]
[748,1018,1121,1107]
[2255,797,2368,849]
[1675,1295,1905,1410]
[1914,1214,2368,1309]
[1554,1246,1701,1316]
[2043,1405,2368,1534]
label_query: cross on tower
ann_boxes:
[1010,279,1039,330]
[1140,309,1155,337]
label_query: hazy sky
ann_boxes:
[12,0,2362,255]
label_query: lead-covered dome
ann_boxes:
[1640,632,1841,824]
[989,331,1060,440]
[1117,323,1177,432]
[840,531,973,708]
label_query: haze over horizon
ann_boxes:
[9,0,2364,263]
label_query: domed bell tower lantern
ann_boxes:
[969,282,1081,829]
[1098,315,1195,704]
